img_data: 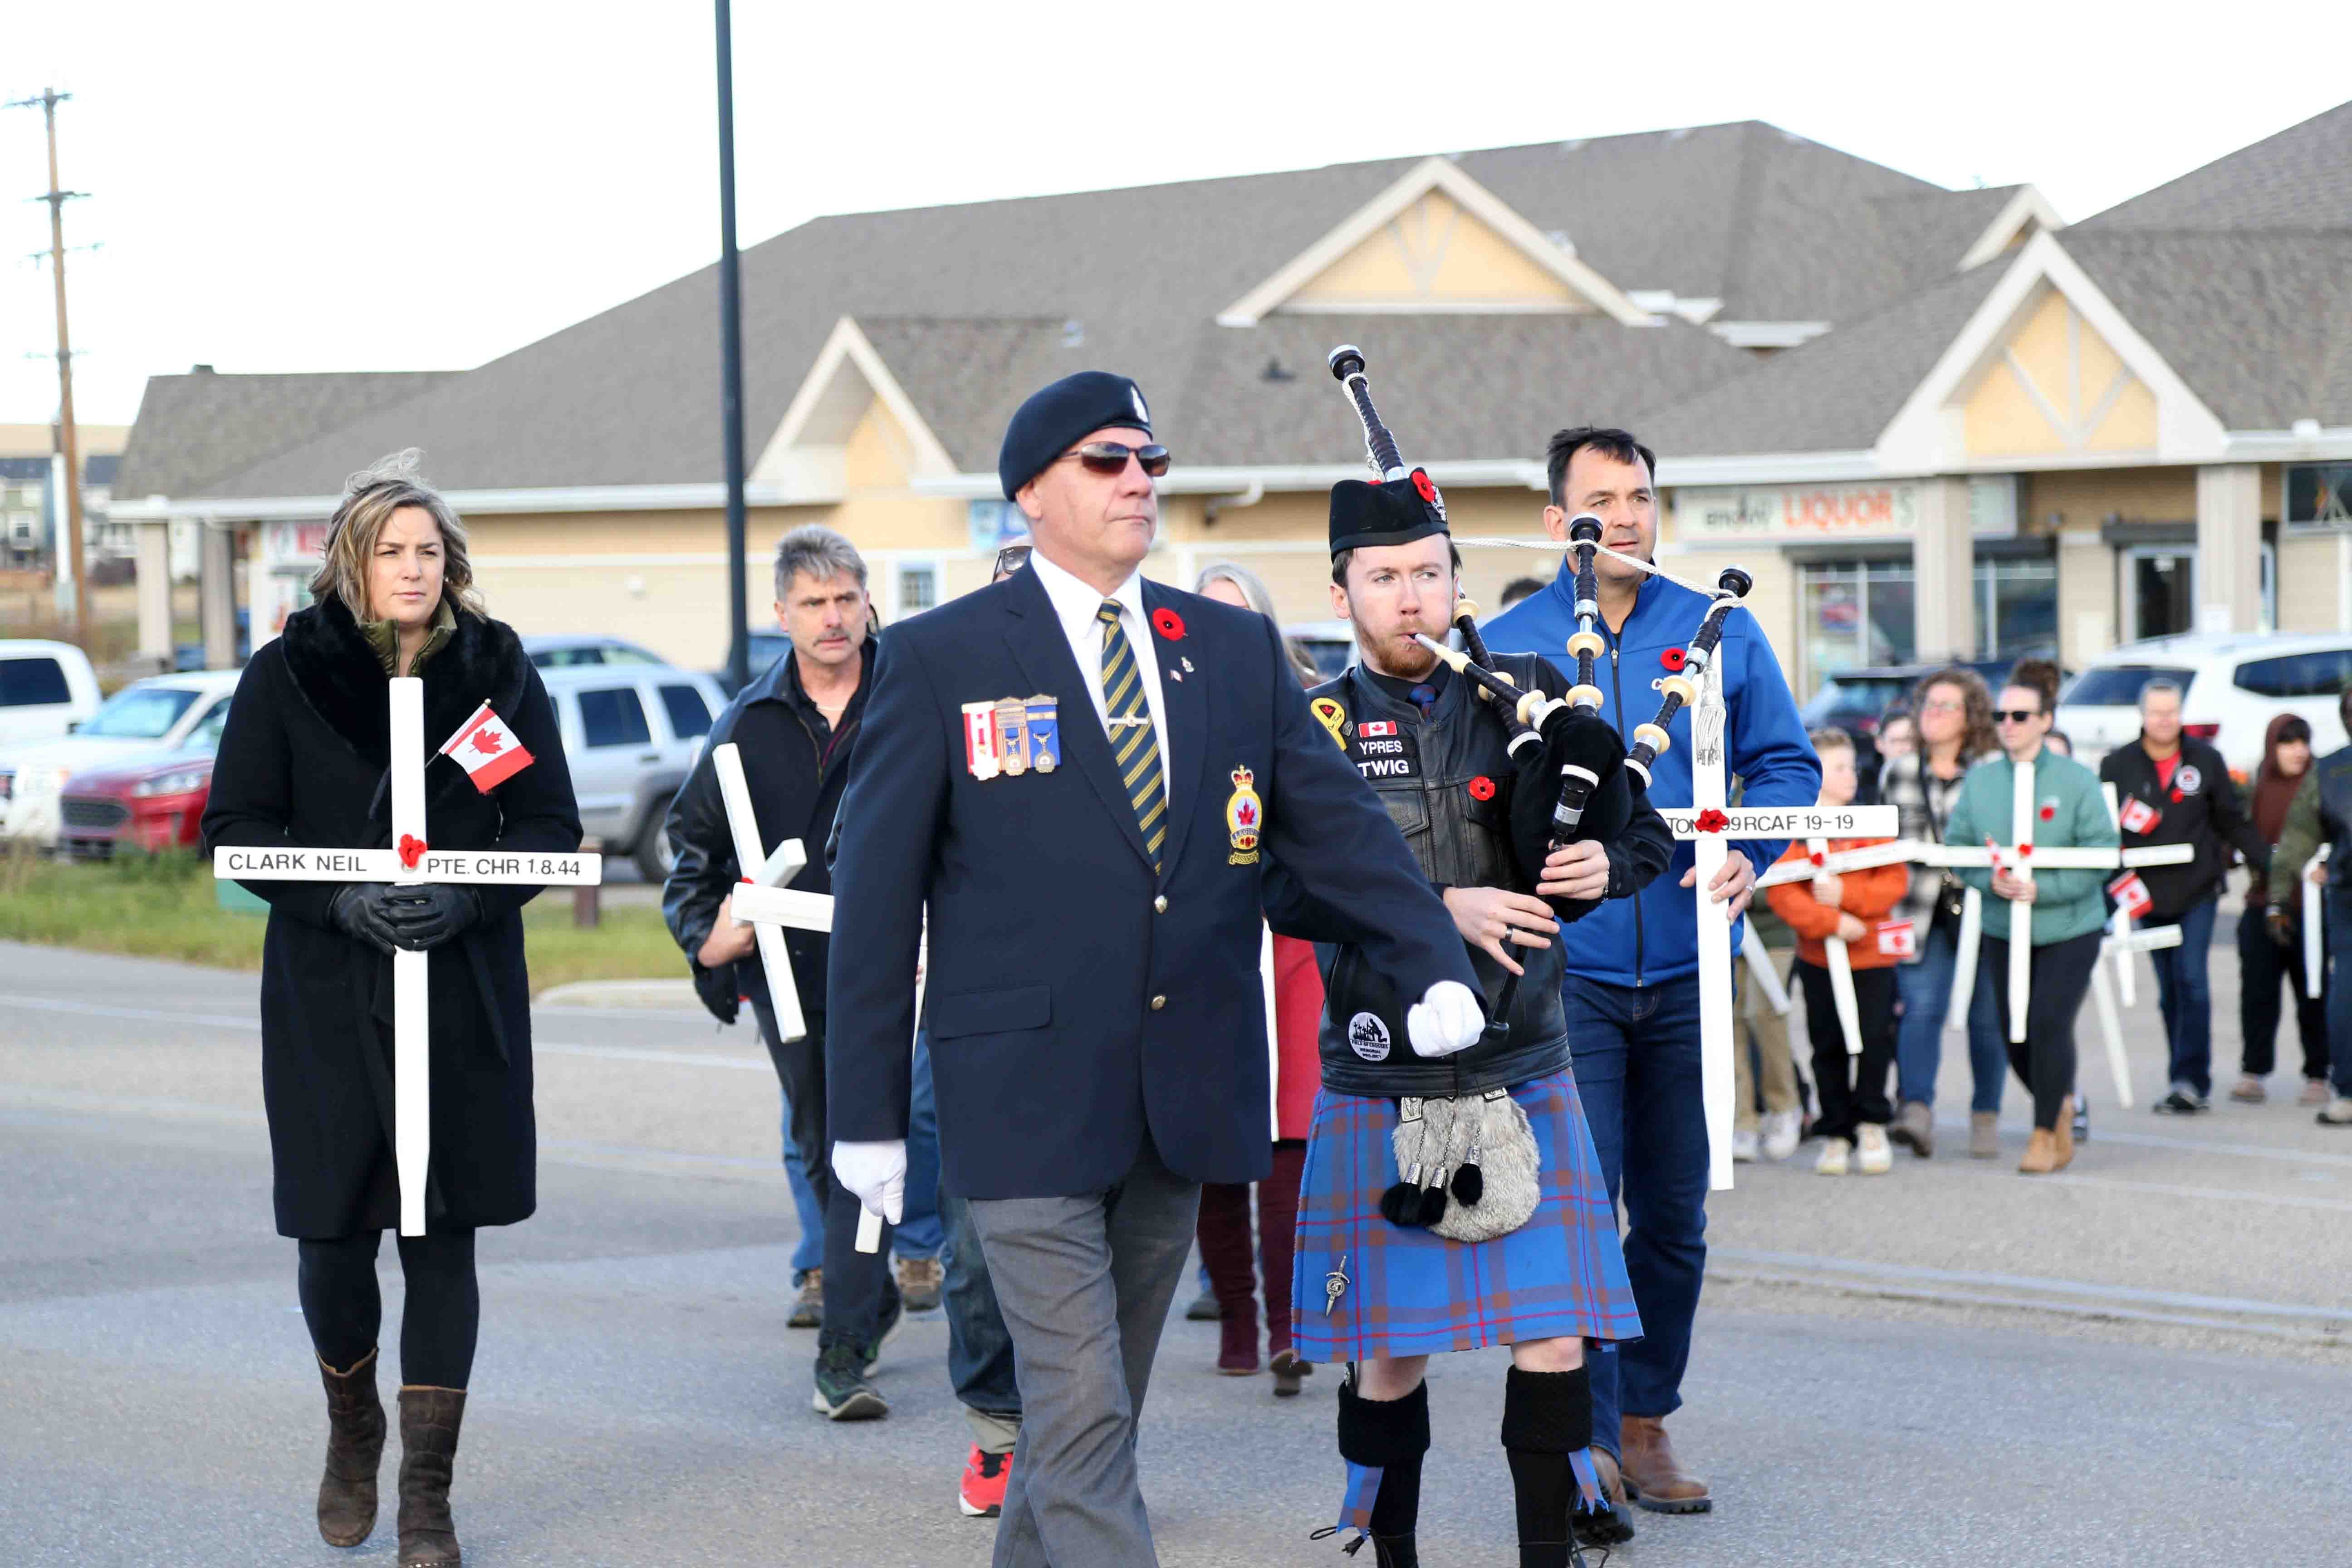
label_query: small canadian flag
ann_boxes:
[439,701,536,792]
[1874,919,1917,959]
[2107,870,2153,920]
[2120,797,2161,835]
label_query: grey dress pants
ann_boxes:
[965,1132,1200,1568]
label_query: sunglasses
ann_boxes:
[993,544,1033,576]
[1993,709,2043,724]
[1063,441,1171,478]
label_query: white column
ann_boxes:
[1911,476,1975,661]
[199,521,238,671]
[2193,464,2261,635]
[134,518,173,665]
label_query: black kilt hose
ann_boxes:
[201,596,581,1238]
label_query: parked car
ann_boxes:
[523,633,671,671]
[172,608,251,672]
[712,630,794,697]
[0,669,242,847]
[1284,620,1358,680]
[0,638,103,749]
[539,663,728,880]
[57,704,231,859]
[1799,660,2026,793]
[2058,632,2352,779]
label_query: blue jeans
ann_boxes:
[942,1187,1023,1447]
[780,1115,825,1277]
[1894,919,2007,1114]
[894,1031,945,1262]
[2147,897,2219,1097]
[1560,973,1709,1458]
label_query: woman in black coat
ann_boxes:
[201,451,579,1568]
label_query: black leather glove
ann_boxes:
[327,883,406,955]
[381,885,485,951]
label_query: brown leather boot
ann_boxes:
[1619,1414,1710,1513]
[397,1386,467,1566]
[316,1349,387,1547]
[2018,1127,2058,1175]
[2052,1096,2075,1171]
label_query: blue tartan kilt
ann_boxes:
[1290,1069,1641,1363]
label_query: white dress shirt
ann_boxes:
[1025,547,1172,794]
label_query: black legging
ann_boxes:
[298,1229,480,1388]
[1984,929,2102,1130]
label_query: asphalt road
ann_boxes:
[3,925,2347,1567]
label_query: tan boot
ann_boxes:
[2052,1096,2075,1171]
[1620,1414,1710,1513]
[397,1386,466,1567]
[316,1349,386,1547]
[2018,1128,2058,1175]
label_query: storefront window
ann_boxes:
[1799,559,1914,696]
[1973,558,2058,660]
[2126,548,2195,642]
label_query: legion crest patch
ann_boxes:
[1226,765,1264,866]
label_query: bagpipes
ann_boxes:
[1326,344,1634,925]
[1624,565,1754,789]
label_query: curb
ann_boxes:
[536,978,700,1009]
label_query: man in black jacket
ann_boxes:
[663,524,902,1419]
[2100,679,2267,1113]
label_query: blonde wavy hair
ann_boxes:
[309,449,483,620]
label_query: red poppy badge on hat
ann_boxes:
[1151,608,1184,641]
[1661,647,1687,672]
[1467,775,1496,801]
[1410,468,1438,504]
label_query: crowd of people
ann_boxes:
[201,377,2348,1568]
[1733,659,2352,1183]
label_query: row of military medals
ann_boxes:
[961,696,1063,782]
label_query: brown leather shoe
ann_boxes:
[2018,1127,2058,1174]
[1620,1414,1710,1513]
[397,1386,466,1567]
[2052,1096,2075,1171]
[317,1349,386,1547]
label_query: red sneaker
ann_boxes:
[958,1446,1011,1517]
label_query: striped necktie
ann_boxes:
[1097,599,1166,872]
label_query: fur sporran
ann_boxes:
[1387,1090,1541,1244]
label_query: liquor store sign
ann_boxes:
[1676,482,1921,544]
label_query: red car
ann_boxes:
[58,737,221,859]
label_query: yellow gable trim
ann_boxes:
[1286,189,1590,311]
[1960,289,2156,457]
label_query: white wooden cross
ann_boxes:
[706,740,892,1253]
[213,676,601,1235]
[2307,847,2332,1001]
[1655,790,1899,1190]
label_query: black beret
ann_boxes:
[998,371,1154,500]
[1330,471,1448,556]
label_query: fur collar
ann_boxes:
[279,593,530,773]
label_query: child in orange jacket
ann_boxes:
[1765,729,1911,1175]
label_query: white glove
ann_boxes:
[1406,979,1485,1058]
[831,1139,907,1224]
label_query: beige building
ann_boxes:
[111,108,2352,693]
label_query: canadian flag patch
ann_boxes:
[439,701,536,792]
[2107,870,2153,920]
[1359,720,1398,737]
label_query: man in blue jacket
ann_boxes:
[1484,426,1819,1527]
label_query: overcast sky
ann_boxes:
[5,1,2347,429]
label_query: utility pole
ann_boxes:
[8,88,89,642]
[714,0,750,693]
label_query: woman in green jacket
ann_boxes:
[1944,662,2118,1174]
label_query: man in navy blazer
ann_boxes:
[827,371,1480,1567]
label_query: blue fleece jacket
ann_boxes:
[1482,558,1820,986]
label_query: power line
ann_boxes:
[6,87,90,644]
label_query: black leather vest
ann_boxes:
[1308,655,1572,1096]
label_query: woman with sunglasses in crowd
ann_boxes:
[1943,659,2117,1175]
[2235,714,2331,1105]
[1879,666,2007,1159]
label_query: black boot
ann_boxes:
[316,1348,386,1547]
[1333,1377,1428,1568]
[1502,1365,1593,1568]
[397,1386,466,1566]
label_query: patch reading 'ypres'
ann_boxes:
[1348,722,1421,783]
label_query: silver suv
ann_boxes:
[539,663,727,880]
